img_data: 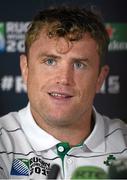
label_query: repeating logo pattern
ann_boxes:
[0,21,29,53]
[106,23,127,51]
[0,22,127,53]
[0,23,5,52]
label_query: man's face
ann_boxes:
[20,31,109,127]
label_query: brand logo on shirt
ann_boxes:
[104,154,116,166]
[11,159,29,176]
[11,157,51,177]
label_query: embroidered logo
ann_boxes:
[30,157,50,176]
[11,157,51,177]
[104,155,116,166]
[11,159,29,176]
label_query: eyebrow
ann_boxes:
[38,52,89,63]
[71,57,89,62]
[38,53,61,59]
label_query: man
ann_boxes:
[0,7,127,179]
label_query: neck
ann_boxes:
[49,123,93,146]
[31,108,94,146]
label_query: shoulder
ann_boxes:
[100,114,127,148]
[0,106,30,152]
[102,115,127,135]
[0,106,27,131]
[0,112,19,130]
[94,108,127,133]
[94,109,127,144]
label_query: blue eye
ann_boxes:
[45,58,56,66]
[74,62,85,69]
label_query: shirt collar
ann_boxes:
[83,108,106,153]
[18,103,60,151]
[19,104,106,153]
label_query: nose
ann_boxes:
[56,65,74,86]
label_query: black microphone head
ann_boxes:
[108,158,127,179]
[47,164,60,179]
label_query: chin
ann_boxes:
[45,113,72,127]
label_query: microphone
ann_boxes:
[47,164,60,179]
[108,158,127,179]
[71,166,107,179]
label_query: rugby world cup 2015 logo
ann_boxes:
[11,159,29,176]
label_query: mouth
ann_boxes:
[48,92,73,99]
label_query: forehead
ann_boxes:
[29,30,99,58]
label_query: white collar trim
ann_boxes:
[18,103,60,151]
[18,104,105,152]
[84,108,106,153]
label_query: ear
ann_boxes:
[96,65,109,93]
[20,54,28,86]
